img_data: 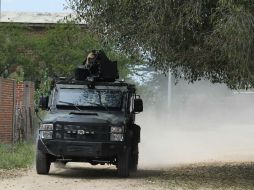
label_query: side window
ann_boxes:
[129,94,135,113]
[129,94,136,123]
[48,89,54,108]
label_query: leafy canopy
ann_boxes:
[68,0,254,89]
[0,23,134,85]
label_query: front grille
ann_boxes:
[53,123,110,142]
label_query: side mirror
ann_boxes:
[35,107,39,113]
[134,99,143,113]
[39,96,49,110]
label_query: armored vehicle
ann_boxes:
[36,51,143,178]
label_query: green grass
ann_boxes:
[0,143,34,170]
[148,162,254,190]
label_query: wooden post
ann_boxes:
[24,82,29,141]
[12,80,16,144]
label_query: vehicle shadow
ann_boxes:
[49,164,163,180]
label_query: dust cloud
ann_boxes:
[137,79,254,168]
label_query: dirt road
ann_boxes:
[1,106,254,190]
[1,162,254,190]
[0,163,165,190]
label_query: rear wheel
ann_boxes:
[36,149,50,174]
[117,148,130,178]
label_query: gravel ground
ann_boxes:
[148,162,254,190]
[0,162,253,190]
[0,168,28,179]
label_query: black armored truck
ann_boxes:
[36,51,143,177]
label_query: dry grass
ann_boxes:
[147,162,254,190]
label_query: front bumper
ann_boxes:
[37,138,127,159]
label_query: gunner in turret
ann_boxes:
[83,51,99,75]
[84,51,96,67]
[76,50,118,81]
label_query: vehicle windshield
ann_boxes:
[56,88,123,110]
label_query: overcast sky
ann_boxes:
[1,0,71,12]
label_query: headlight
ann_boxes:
[40,124,53,130]
[110,134,124,141]
[40,124,53,139]
[41,131,53,139]
[111,126,124,133]
[110,126,124,141]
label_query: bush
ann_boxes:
[0,143,34,170]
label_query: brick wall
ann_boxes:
[15,82,35,108]
[16,82,24,108]
[0,78,35,144]
[24,81,35,109]
[0,78,15,144]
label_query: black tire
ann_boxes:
[117,148,130,178]
[130,144,139,172]
[36,149,50,174]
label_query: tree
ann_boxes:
[0,23,135,85]
[0,24,28,78]
[38,23,134,79]
[67,0,254,89]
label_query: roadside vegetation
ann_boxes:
[0,22,138,97]
[0,143,34,170]
[0,23,137,80]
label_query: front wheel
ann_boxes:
[117,148,130,178]
[36,149,50,174]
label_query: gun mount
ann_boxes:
[75,50,119,82]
